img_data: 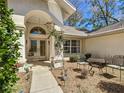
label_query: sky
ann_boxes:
[68,0,124,31]
[69,0,123,19]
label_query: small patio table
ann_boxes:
[89,62,107,72]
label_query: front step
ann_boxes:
[27,57,51,67]
[27,58,46,62]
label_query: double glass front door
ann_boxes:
[30,40,46,57]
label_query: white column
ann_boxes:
[18,29,27,63]
[50,36,55,60]
[54,25,64,60]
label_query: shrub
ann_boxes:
[0,1,21,92]
[70,55,80,62]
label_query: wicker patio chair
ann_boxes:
[107,55,124,81]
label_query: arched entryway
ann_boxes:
[24,10,53,61]
[29,27,47,59]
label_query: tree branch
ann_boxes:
[96,0,109,25]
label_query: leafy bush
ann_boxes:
[0,1,21,92]
[70,55,80,62]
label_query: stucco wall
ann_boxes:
[12,15,25,27]
[17,28,27,63]
[8,0,63,24]
[8,0,49,16]
[48,0,63,23]
[84,32,124,57]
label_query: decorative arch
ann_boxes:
[24,10,52,25]
[24,10,53,35]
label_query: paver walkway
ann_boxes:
[30,66,63,93]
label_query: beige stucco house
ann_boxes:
[63,21,124,59]
[7,0,76,63]
[7,0,124,63]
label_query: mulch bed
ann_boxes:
[52,62,124,93]
[15,71,32,93]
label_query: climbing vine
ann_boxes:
[49,29,63,53]
[0,0,20,93]
[47,23,64,55]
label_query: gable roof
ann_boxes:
[88,21,124,37]
[63,26,88,37]
[63,21,124,38]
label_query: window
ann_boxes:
[71,40,80,53]
[30,27,46,35]
[64,40,80,54]
[64,40,70,53]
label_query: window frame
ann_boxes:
[63,40,71,53]
[63,39,81,54]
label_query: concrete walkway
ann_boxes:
[30,66,63,93]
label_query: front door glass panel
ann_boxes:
[30,40,37,56]
[40,41,45,56]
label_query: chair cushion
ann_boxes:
[107,64,124,70]
[77,62,88,65]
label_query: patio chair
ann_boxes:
[107,55,124,81]
[105,56,113,72]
